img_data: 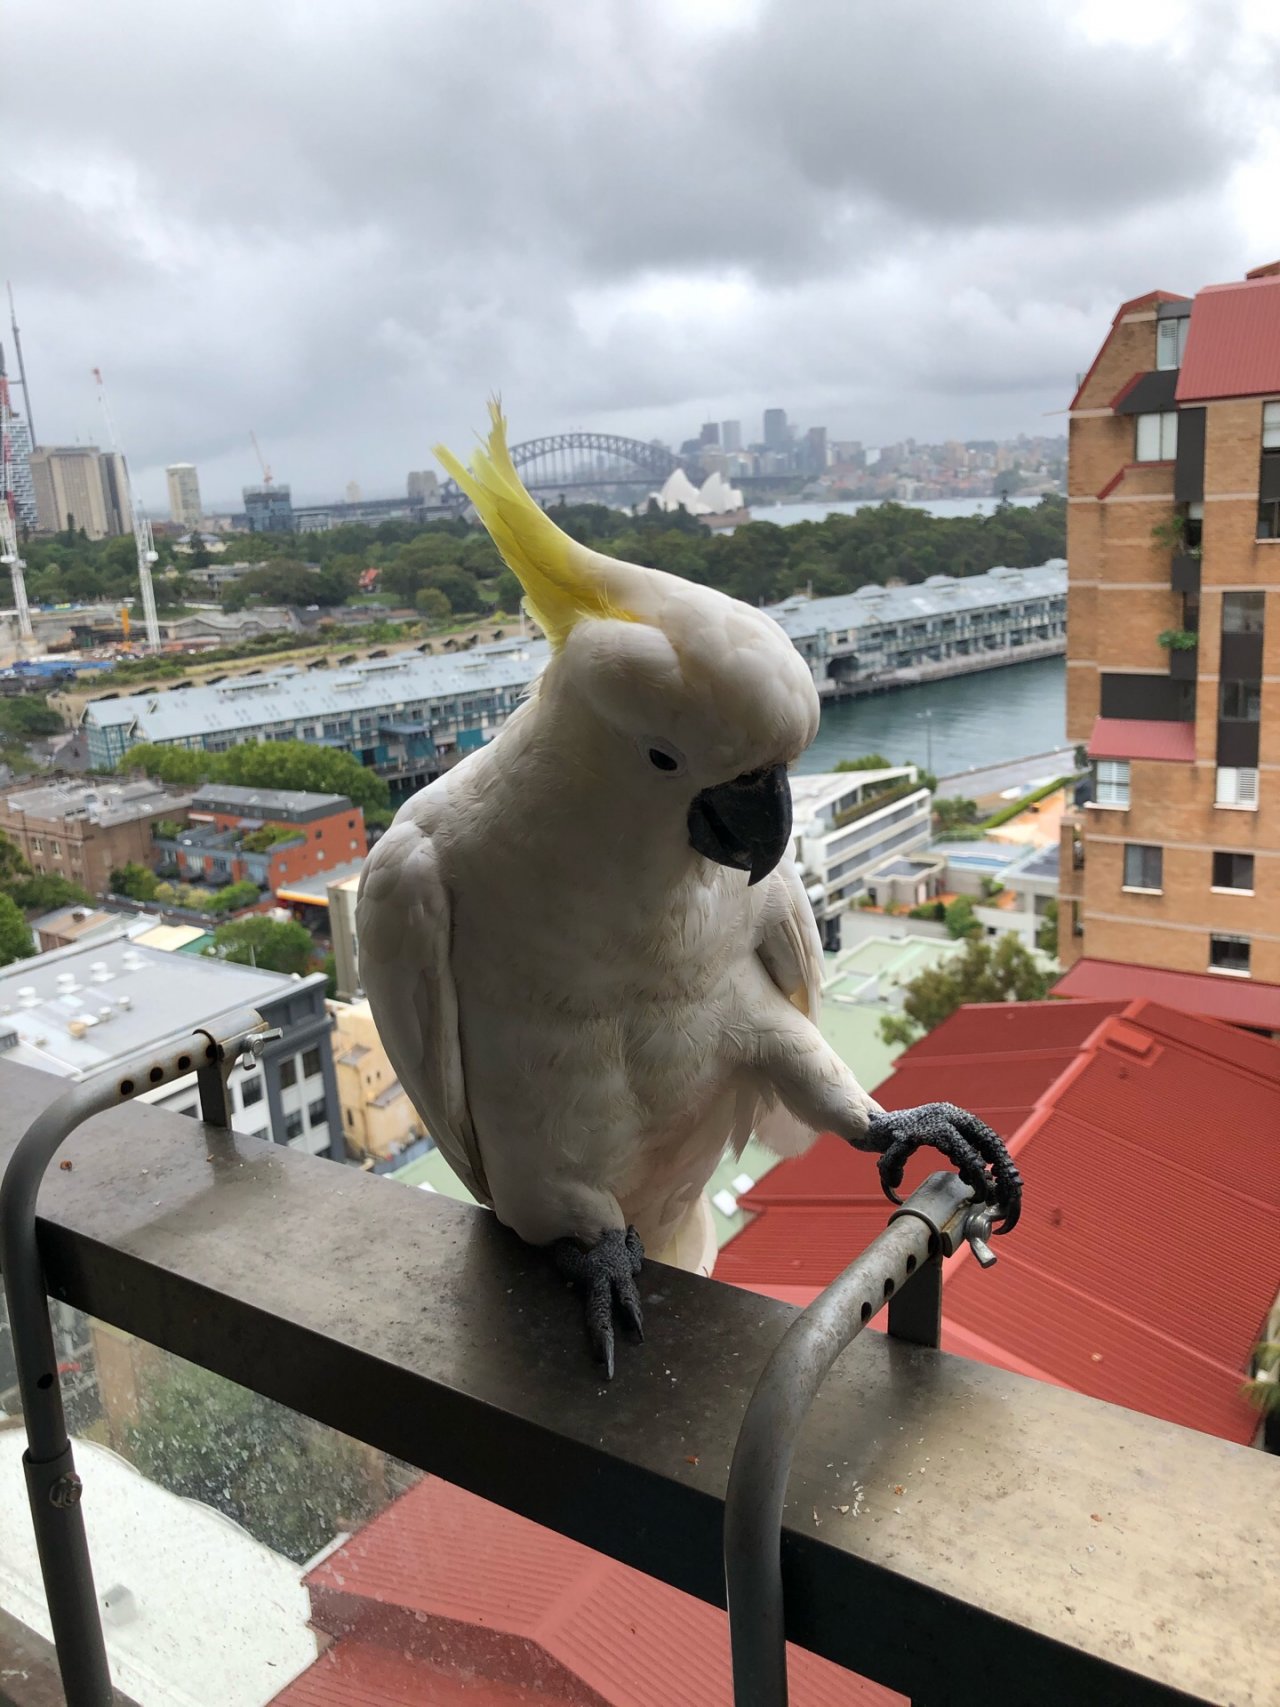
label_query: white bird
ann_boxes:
[357,406,1021,1373]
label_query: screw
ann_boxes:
[50,1472,83,1508]
[237,1028,282,1073]
[965,1207,999,1269]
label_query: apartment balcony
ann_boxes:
[1170,552,1201,593]
[0,1037,1276,1707]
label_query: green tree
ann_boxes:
[188,531,212,568]
[0,832,31,884]
[934,796,979,832]
[214,740,389,811]
[943,895,980,939]
[123,1357,380,1563]
[880,934,1051,1049]
[208,879,261,913]
[322,951,338,1000]
[212,915,314,975]
[833,752,891,773]
[110,861,159,901]
[415,586,452,623]
[6,873,92,912]
[0,696,65,739]
[119,744,212,787]
[0,891,34,966]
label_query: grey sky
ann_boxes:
[4,0,1277,510]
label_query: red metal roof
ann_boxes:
[719,997,1280,1447]
[1054,957,1280,1030]
[1087,717,1196,762]
[1177,273,1280,402]
[279,1474,903,1707]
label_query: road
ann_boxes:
[937,746,1078,801]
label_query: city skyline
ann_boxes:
[4,1,1278,512]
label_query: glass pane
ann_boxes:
[1222,591,1265,633]
[1263,401,1280,449]
[1160,412,1179,459]
[1136,414,1161,461]
[1156,318,1181,370]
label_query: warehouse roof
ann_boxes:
[82,640,550,744]
[764,561,1066,641]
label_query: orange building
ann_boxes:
[162,783,367,893]
[1058,261,1280,1025]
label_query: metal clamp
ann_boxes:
[723,1172,1007,1707]
[0,1008,270,1706]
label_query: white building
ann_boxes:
[790,767,933,943]
[0,934,339,1158]
[166,463,203,528]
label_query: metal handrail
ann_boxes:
[0,1007,274,1707]
[725,1172,1001,1707]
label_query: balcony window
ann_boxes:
[1223,591,1265,633]
[285,1111,305,1141]
[1135,411,1177,462]
[280,1058,298,1089]
[1209,934,1250,975]
[1264,401,1280,449]
[1123,844,1163,892]
[1212,851,1254,892]
[1219,679,1261,721]
[1215,766,1259,809]
[302,1046,322,1079]
[1156,315,1189,370]
[307,1097,327,1128]
[240,1075,263,1107]
[1094,760,1130,808]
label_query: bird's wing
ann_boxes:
[755,856,824,1022]
[356,818,491,1203]
[750,857,828,1156]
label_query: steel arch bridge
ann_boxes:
[438,432,683,507]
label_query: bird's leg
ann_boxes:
[553,1227,644,1379]
[753,1007,1022,1231]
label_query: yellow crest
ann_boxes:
[434,402,635,649]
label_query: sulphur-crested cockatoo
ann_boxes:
[357,406,1021,1374]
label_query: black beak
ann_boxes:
[687,763,792,886]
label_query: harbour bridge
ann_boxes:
[437,432,685,508]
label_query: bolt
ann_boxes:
[49,1472,83,1509]
[237,1028,282,1072]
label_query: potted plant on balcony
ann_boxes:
[1158,627,1198,679]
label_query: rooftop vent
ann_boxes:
[0,1026,18,1052]
[121,950,146,971]
[17,987,39,1009]
[55,973,80,994]
[117,994,132,1011]
[89,962,113,984]
[67,1018,88,1039]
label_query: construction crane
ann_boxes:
[7,285,35,446]
[0,346,34,648]
[93,367,161,652]
[250,429,274,487]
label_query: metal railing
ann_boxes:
[0,1046,1277,1706]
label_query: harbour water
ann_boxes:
[796,655,1066,777]
[754,494,1045,528]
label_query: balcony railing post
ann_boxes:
[0,1008,270,1707]
[723,1172,1001,1707]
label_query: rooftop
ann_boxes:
[0,935,316,1077]
[0,1433,315,1707]
[276,858,366,906]
[764,561,1066,641]
[83,640,551,743]
[1088,717,1197,764]
[789,767,919,819]
[718,996,1280,1444]
[1177,270,1280,403]
[1054,956,1280,1031]
[191,783,354,822]
[0,777,191,827]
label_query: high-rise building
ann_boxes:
[721,420,742,453]
[407,470,438,502]
[166,462,202,527]
[805,426,828,473]
[763,408,788,451]
[2,408,36,530]
[29,446,118,538]
[699,422,719,446]
[97,449,131,535]
[1058,260,1280,1008]
[242,482,294,533]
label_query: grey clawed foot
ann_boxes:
[865,1102,1023,1233]
[553,1226,644,1378]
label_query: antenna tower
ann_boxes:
[93,367,161,651]
[0,347,34,647]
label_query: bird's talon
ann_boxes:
[554,1227,646,1377]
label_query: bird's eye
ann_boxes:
[644,738,686,775]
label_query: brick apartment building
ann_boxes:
[0,778,194,896]
[161,784,367,893]
[1058,261,1280,1022]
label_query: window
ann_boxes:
[30,837,42,853]
[279,1057,298,1089]
[1264,402,1280,449]
[1156,316,1189,371]
[307,1097,327,1128]
[1223,592,1265,633]
[1216,766,1259,808]
[1209,934,1250,975]
[240,1075,263,1107]
[302,1046,322,1080]
[1212,851,1254,892]
[285,1111,305,1140]
[1094,760,1130,808]
[345,1107,354,1127]
[1220,679,1261,721]
[1123,844,1163,891]
[1136,411,1178,461]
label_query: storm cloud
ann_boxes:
[3,0,1276,509]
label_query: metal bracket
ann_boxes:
[0,1007,271,1706]
[723,1171,1007,1707]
